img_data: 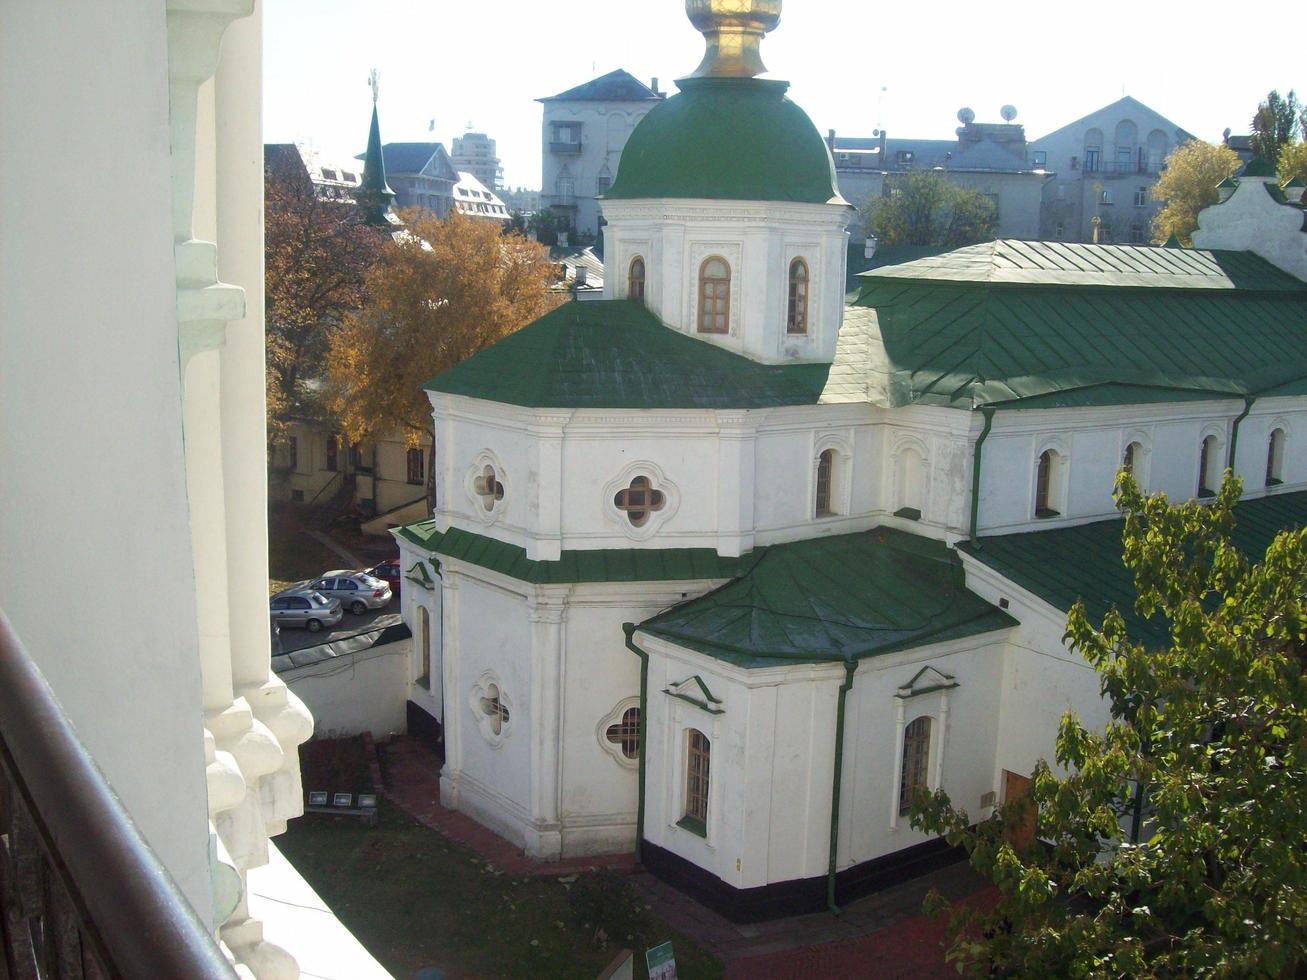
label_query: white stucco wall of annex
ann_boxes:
[601,197,852,364]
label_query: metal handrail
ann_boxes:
[0,610,237,979]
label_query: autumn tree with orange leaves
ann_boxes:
[326,209,560,500]
[264,149,385,442]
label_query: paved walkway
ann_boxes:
[377,736,636,878]
[376,736,994,976]
[306,528,365,569]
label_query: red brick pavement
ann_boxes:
[376,736,637,877]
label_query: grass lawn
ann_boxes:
[278,800,724,980]
[267,504,345,595]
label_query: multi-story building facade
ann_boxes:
[829,111,1051,242]
[537,69,664,240]
[370,142,460,217]
[450,131,503,192]
[453,171,512,222]
[1029,96,1194,243]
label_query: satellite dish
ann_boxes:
[1000,104,1018,122]
[957,107,975,125]
[872,128,880,137]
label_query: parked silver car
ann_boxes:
[269,591,343,632]
[307,570,393,615]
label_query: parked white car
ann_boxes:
[306,570,392,615]
[269,591,343,632]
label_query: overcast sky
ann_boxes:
[263,0,1302,190]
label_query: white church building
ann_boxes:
[393,0,1307,920]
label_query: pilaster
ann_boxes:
[715,412,761,556]
[526,412,573,561]
[525,588,571,859]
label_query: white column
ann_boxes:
[715,412,759,557]
[526,588,570,859]
[439,571,463,807]
[888,697,906,830]
[527,413,572,561]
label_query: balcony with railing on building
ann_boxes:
[0,611,238,979]
[549,121,583,155]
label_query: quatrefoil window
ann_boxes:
[479,683,510,735]
[613,476,665,527]
[473,465,505,512]
[605,707,641,760]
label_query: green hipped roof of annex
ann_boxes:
[959,490,1307,647]
[833,239,1307,411]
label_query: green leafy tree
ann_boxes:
[867,172,997,248]
[1250,90,1303,167]
[1276,140,1307,188]
[1150,140,1241,245]
[914,473,1307,977]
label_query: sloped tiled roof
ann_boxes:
[425,300,830,409]
[394,520,757,584]
[960,490,1307,646]
[638,528,1015,668]
[539,68,663,103]
[843,241,1307,409]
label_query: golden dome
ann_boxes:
[684,0,782,78]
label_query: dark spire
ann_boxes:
[356,71,395,226]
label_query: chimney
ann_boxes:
[827,128,836,151]
[558,231,569,247]
[864,235,878,260]
[651,77,659,95]
[575,266,588,287]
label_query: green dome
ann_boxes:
[605,77,843,205]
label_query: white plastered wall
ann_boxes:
[636,631,1014,891]
[602,198,851,364]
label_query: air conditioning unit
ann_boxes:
[980,790,997,808]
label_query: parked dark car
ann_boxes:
[366,558,402,597]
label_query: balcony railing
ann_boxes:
[549,141,583,155]
[1082,160,1160,176]
[0,610,236,979]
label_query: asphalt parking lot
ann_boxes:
[273,601,403,655]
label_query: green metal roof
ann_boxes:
[959,490,1307,646]
[856,240,1306,291]
[842,242,1307,410]
[1239,157,1277,178]
[638,528,1015,669]
[425,300,830,409]
[605,77,844,205]
[394,519,761,585]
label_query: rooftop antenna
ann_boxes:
[368,68,380,104]
[875,84,888,131]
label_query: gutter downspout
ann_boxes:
[623,624,649,861]
[827,659,857,915]
[1228,396,1255,471]
[969,406,996,547]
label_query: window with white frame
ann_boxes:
[786,258,809,334]
[815,448,835,517]
[1199,434,1221,497]
[1266,428,1286,486]
[628,256,646,303]
[681,729,711,835]
[898,717,932,814]
[414,606,432,688]
[697,256,730,334]
[1133,186,1148,207]
[1035,449,1064,518]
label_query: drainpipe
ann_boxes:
[1228,396,1255,472]
[969,406,996,547]
[826,659,857,915]
[622,624,650,861]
